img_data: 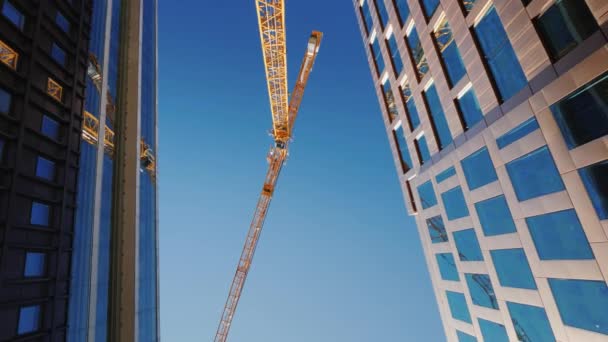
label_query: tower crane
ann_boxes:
[214,1,322,341]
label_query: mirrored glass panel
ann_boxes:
[457,331,477,342]
[427,215,448,243]
[479,319,509,342]
[457,88,483,130]
[435,166,456,183]
[548,279,608,335]
[441,186,469,220]
[423,84,452,149]
[465,273,498,309]
[506,146,564,201]
[30,202,50,226]
[436,253,459,281]
[446,291,472,323]
[496,117,539,149]
[453,229,483,261]
[417,180,437,209]
[18,305,40,335]
[461,147,497,191]
[490,249,536,289]
[24,252,45,277]
[474,195,516,236]
[579,160,608,220]
[507,302,555,342]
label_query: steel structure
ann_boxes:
[214,2,322,340]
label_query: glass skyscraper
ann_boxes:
[354,0,608,341]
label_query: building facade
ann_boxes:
[0,0,158,340]
[354,0,608,341]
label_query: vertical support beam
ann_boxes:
[108,0,141,340]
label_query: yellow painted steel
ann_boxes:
[0,39,18,70]
[82,110,116,154]
[47,78,63,102]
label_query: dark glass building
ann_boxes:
[0,0,158,340]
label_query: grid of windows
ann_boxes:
[460,147,497,191]
[427,215,448,243]
[433,18,466,87]
[405,27,428,79]
[423,84,452,149]
[400,83,420,130]
[505,146,564,201]
[456,87,483,130]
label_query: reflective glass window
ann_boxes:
[525,209,594,260]
[457,331,477,342]
[548,279,608,335]
[491,249,536,289]
[446,291,472,323]
[387,34,403,76]
[424,84,452,149]
[579,160,608,220]
[496,117,539,149]
[474,7,527,102]
[434,19,466,87]
[400,83,421,129]
[436,253,459,281]
[465,273,498,309]
[415,135,431,164]
[36,156,56,181]
[474,195,516,236]
[506,146,564,201]
[417,180,437,209]
[361,1,374,34]
[535,0,598,61]
[56,11,70,32]
[551,72,608,149]
[406,27,428,79]
[374,0,389,29]
[31,202,50,226]
[394,126,412,171]
[435,166,456,183]
[461,147,497,191]
[427,215,448,243]
[18,305,40,334]
[507,302,555,342]
[51,43,66,66]
[41,115,60,140]
[453,229,483,261]
[2,1,24,29]
[371,38,385,76]
[24,252,45,277]
[478,319,509,342]
[421,0,440,19]
[382,81,398,122]
[457,87,483,129]
[461,0,478,13]
[0,138,4,162]
[394,0,410,25]
[0,87,12,114]
[442,186,469,220]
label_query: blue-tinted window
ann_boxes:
[474,7,527,102]
[457,331,477,342]
[361,1,374,34]
[421,0,440,19]
[579,160,608,220]
[457,88,483,129]
[478,319,509,342]
[417,180,437,209]
[551,72,608,149]
[427,215,448,243]
[436,166,456,183]
[535,0,598,61]
[24,252,45,277]
[446,291,472,323]
[461,148,497,191]
[415,135,431,164]
[387,35,403,76]
[453,229,483,261]
[465,273,498,309]
[0,87,12,114]
[491,249,536,289]
[548,279,608,335]
[0,138,4,162]
[400,83,421,129]
[507,302,555,342]
[382,81,398,122]
[461,0,478,13]
[394,126,412,171]
[434,20,466,87]
[424,84,453,149]
[474,195,516,236]
[18,305,40,334]
[41,115,60,140]
[496,117,539,149]
[2,1,24,29]
[506,146,565,201]
[371,38,385,76]
[51,43,66,66]
[525,209,594,260]
[406,27,428,79]
[394,0,410,25]
[30,202,50,226]
[436,253,459,281]
[442,187,469,220]
[56,11,70,32]
[36,156,56,181]
[374,0,389,29]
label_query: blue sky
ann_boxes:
[158,1,444,341]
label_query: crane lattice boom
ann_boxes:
[213,2,321,340]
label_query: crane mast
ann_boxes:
[213,1,321,340]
